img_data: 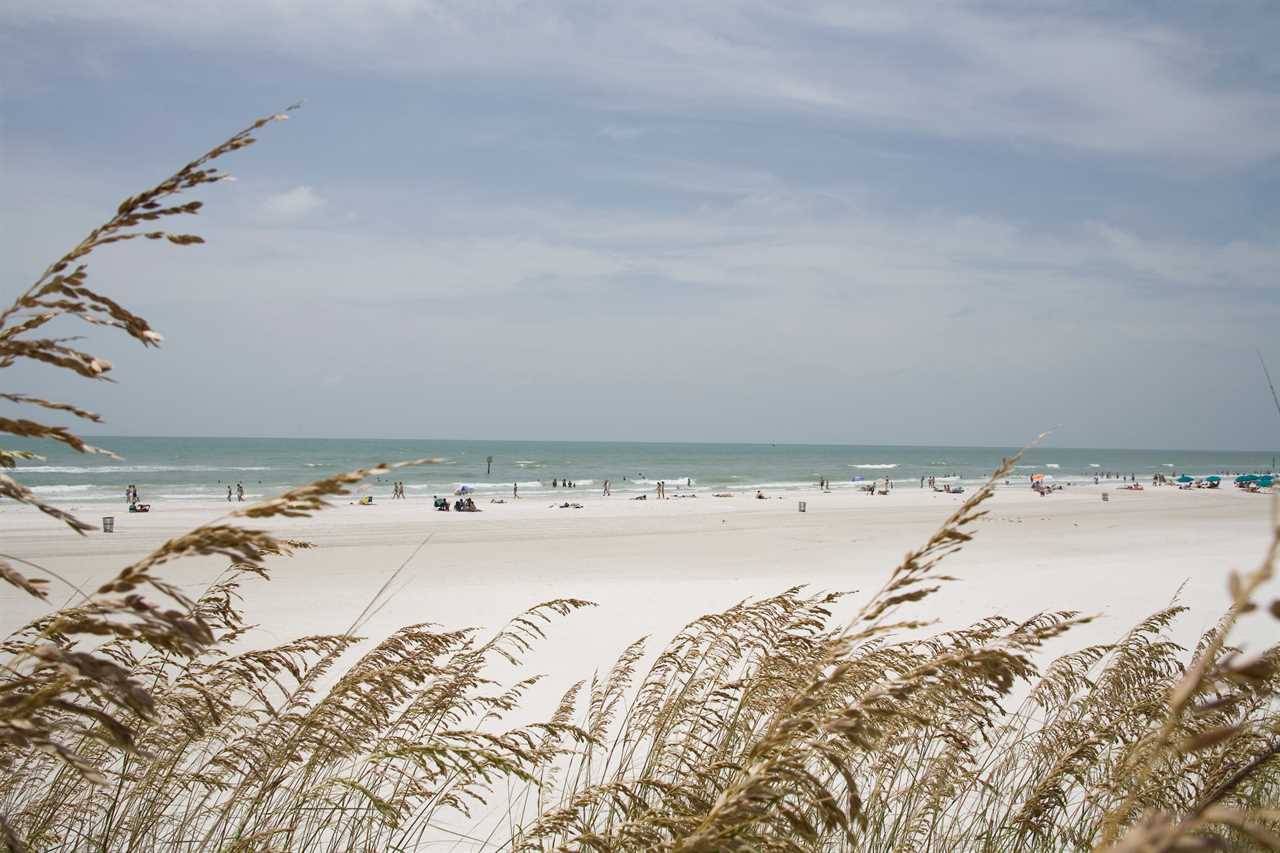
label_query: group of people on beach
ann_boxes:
[920,476,963,494]
[225,483,244,502]
[124,484,150,512]
[390,481,407,499]
[435,495,480,512]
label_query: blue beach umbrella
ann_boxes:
[1206,475,1221,482]
[1176,475,1194,483]
[1235,474,1257,483]
[1259,476,1275,488]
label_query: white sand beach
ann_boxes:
[3,482,1274,711]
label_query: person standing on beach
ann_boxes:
[236,482,244,502]
[513,482,519,499]
[226,485,232,502]
[603,480,610,496]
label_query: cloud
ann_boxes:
[257,185,327,222]
[7,1,1280,167]
[598,125,645,142]
[78,179,1277,317]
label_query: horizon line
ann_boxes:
[61,434,1280,456]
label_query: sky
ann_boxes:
[2,1,1279,449]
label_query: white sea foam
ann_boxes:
[1163,463,1176,468]
[1046,464,1060,469]
[730,481,818,491]
[30,484,97,494]
[1089,464,1101,468]
[850,463,897,469]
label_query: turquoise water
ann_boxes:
[4,437,1277,504]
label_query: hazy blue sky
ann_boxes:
[2,1,1279,449]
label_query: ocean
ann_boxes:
[4,437,1277,505]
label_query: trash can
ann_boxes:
[102,516,115,533]
[798,501,807,513]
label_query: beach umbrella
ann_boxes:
[453,484,474,495]
[1259,476,1275,488]
[1235,474,1257,483]
[1176,475,1194,483]
[1206,475,1221,482]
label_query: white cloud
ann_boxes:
[106,183,1277,314]
[598,124,645,142]
[258,185,326,222]
[8,1,1280,167]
